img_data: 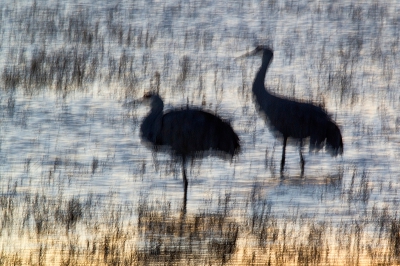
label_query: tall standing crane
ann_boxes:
[240,46,343,176]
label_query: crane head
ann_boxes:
[123,92,157,108]
[143,92,155,99]
[235,45,273,60]
[250,45,273,57]
[143,91,164,110]
[142,92,157,105]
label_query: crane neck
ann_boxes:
[141,94,164,143]
[149,94,164,116]
[253,50,273,97]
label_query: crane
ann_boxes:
[240,46,343,176]
[140,92,240,208]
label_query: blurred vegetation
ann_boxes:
[1,0,400,265]
[0,180,399,265]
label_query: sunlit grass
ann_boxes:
[0,183,399,265]
[0,0,400,265]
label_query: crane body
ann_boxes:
[247,46,343,175]
[141,92,240,208]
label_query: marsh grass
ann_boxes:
[0,171,399,265]
[1,0,400,265]
[0,185,400,265]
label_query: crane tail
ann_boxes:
[218,123,240,157]
[326,122,343,157]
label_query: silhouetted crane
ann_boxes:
[241,46,343,176]
[140,92,240,208]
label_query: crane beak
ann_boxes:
[143,93,152,99]
[235,46,265,60]
[122,99,139,108]
[235,50,255,60]
[122,92,153,107]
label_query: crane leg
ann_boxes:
[299,139,305,177]
[181,156,188,215]
[280,136,287,175]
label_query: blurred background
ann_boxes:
[0,0,400,264]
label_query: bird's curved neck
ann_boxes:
[141,95,164,142]
[253,52,273,97]
[144,96,164,127]
[149,96,164,117]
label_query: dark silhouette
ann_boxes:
[140,92,240,209]
[241,46,343,176]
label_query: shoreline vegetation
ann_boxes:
[0,183,400,265]
[1,0,400,264]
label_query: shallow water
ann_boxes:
[1,0,400,264]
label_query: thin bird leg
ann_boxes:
[181,156,188,215]
[299,139,305,177]
[179,157,187,231]
[280,136,287,175]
